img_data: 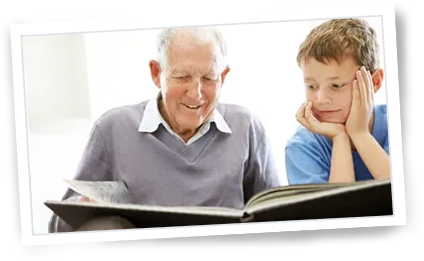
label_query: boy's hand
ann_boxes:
[345,66,374,138]
[296,100,345,140]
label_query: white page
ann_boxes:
[63,179,134,204]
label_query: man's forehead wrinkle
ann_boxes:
[167,55,219,74]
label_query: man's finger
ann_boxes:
[79,196,94,203]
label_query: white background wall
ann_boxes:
[22,17,385,234]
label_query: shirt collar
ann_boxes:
[138,93,232,134]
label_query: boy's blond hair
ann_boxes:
[297,18,380,72]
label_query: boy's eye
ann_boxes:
[306,85,317,90]
[332,83,345,88]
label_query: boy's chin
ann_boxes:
[319,118,346,125]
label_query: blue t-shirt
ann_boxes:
[285,104,389,184]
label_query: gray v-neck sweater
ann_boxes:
[49,101,281,232]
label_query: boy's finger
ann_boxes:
[296,113,306,126]
[356,69,365,105]
[296,102,311,129]
[296,101,307,119]
[297,117,310,130]
[361,67,372,105]
[367,70,374,104]
[304,101,313,119]
[305,103,320,130]
[308,110,320,123]
[352,79,360,105]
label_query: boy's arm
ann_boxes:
[346,67,390,179]
[292,101,355,184]
[329,132,355,183]
[350,133,390,179]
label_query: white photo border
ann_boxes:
[10,3,406,246]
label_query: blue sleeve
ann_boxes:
[285,140,330,184]
[379,104,390,155]
[384,135,390,155]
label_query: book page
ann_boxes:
[245,182,352,208]
[245,178,392,213]
[62,180,243,213]
[63,179,134,204]
[44,200,244,229]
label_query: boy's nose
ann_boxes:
[317,90,332,104]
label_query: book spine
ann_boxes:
[240,212,254,223]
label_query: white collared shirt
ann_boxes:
[138,93,232,145]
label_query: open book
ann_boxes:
[44,178,392,230]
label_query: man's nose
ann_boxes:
[186,78,203,100]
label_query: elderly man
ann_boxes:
[49,26,281,232]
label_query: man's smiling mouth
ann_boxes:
[182,103,202,109]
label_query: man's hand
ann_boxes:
[296,100,346,140]
[79,196,96,203]
[345,66,374,138]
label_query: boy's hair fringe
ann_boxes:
[297,18,380,72]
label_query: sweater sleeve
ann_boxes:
[48,124,112,233]
[242,115,282,203]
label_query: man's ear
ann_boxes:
[371,68,384,93]
[149,60,162,89]
[220,66,230,85]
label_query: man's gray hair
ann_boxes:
[156,26,228,70]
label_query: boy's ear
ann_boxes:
[371,68,384,93]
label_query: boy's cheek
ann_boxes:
[304,93,315,104]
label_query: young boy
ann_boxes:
[285,18,390,184]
